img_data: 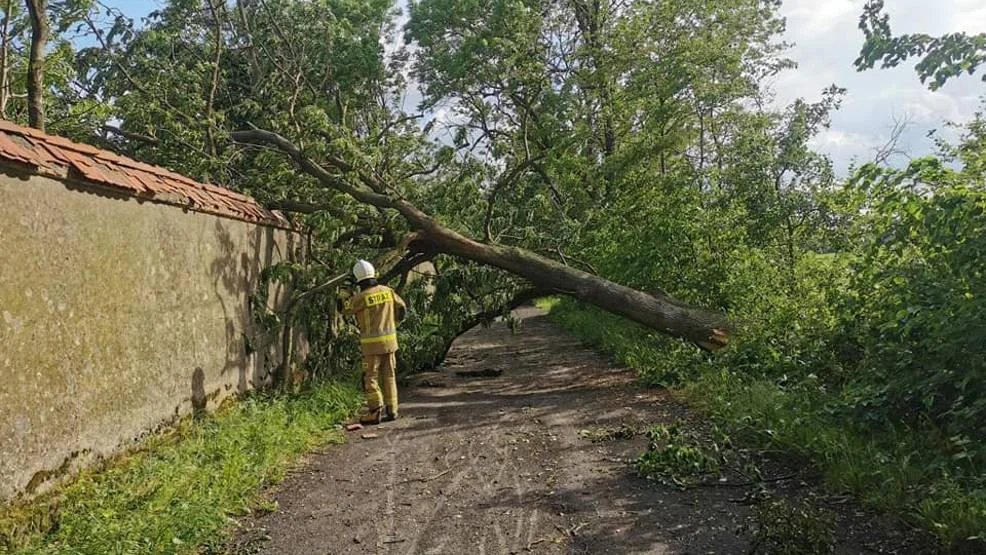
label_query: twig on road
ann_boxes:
[395,465,458,485]
[696,470,802,489]
[555,521,588,537]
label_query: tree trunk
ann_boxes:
[573,0,613,150]
[204,0,222,160]
[25,0,47,131]
[231,128,731,352]
[413,222,729,350]
[0,0,13,118]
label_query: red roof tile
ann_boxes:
[0,119,296,230]
[0,132,38,165]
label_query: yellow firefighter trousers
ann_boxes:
[362,352,398,413]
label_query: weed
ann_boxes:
[0,381,361,554]
[743,498,836,554]
[636,425,724,488]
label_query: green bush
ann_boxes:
[548,300,986,547]
[837,163,986,459]
[539,132,986,547]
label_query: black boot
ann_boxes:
[359,407,383,425]
[383,406,399,422]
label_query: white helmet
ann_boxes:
[352,259,376,282]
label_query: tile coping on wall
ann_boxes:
[0,119,300,231]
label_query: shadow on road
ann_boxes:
[230,309,929,555]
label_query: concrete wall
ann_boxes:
[0,167,305,501]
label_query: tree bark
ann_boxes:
[231,127,731,351]
[204,0,223,159]
[381,251,435,288]
[25,0,48,131]
[573,0,617,159]
[418,226,729,350]
[0,0,13,118]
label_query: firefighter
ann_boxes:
[340,259,407,425]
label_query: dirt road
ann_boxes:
[231,309,926,554]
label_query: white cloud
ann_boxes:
[951,0,986,33]
[809,129,883,168]
[782,0,857,39]
[902,90,974,123]
[775,0,984,175]
[431,106,458,125]
[810,129,879,149]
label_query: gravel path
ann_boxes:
[230,308,929,555]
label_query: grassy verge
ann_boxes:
[1,380,362,554]
[539,298,986,550]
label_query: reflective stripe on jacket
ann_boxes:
[344,285,406,355]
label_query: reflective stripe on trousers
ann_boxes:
[360,330,397,345]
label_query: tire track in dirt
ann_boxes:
[230,308,932,555]
[412,428,508,554]
[377,432,400,545]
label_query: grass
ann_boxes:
[0,380,362,554]
[540,298,986,549]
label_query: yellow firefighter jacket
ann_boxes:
[344,284,407,356]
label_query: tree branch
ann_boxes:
[265,198,349,218]
[101,125,160,145]
[205,0,224,158]
[232,126,395,209]
[232,126,732,351]
[426,287,555,368]
[381,251,435,286]
[484,156,540,242]
[0,0,14,117]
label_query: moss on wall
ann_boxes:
[0,168,304,501]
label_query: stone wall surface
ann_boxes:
[0,168,303,501]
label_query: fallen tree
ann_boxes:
[231,127,731,352]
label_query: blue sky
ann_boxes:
[102,0,984,175]
[103,0,157,18]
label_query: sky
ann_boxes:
[776,0,985,173]
[102,0,985,175]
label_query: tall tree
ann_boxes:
[62,0,738,352]
[52,0,840,362]
[24,0,46,129]
[56,0,827,360]
[231,125,732,350]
